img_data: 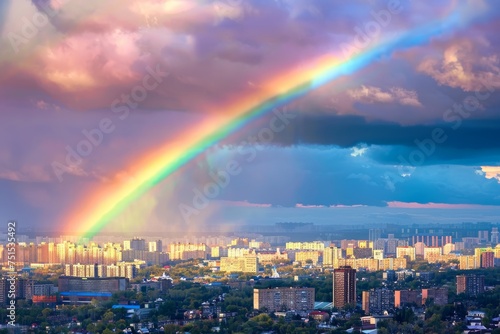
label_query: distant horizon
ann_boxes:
[1,1,500,236]
[6,205,500,238]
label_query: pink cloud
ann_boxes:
[402,35,500,92]
[347,85,422,107]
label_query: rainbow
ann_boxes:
[69,3,485,239]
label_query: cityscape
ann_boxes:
[1,0,500,333]
[0,222,499,333]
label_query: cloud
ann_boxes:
[417,39,500,92]
[386,201,495,209]
[347,85,422,107]
[177,146,500,210]
[350,146,367,157]
[479,166,500,183]
[215,200,272,207]
[296,203,325,208]
[262,114,500,153]
[1,0,493,118]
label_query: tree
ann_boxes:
[102,310,114,322]
[164,324,181,334]
[41,308,52,318]
[86,323,96,333]
[131,314,140,325]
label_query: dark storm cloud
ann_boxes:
[227,113,500,166]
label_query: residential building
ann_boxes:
[396,246,416,261]
[333,266,356,309]
[58,276,128,304]
[285,241,325,251]
[480,252,494,268]
[422,288,448,306]
[254,287,315,312]
[362,288,394,315]
[323,246,342,267]
[459,255,479,270]
[295,251,320,266]
[423,247,442,263]
[394,290,420,308]
[456,275,485,296]
[220,255,258,273]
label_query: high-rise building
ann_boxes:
[422,288,448,306]
[168,243,209,260]
[442,243,456,255]
[410,235,452,247]
[474,247,493,259]
[353,248,373,259]
[386,234,398,255]
[379,258,407,270]
[333,266,356,309]
[459,255,479,270]
[456,275,485,296]
[227,248,250,258]
[148,240,163,252]
[210,246,228,258]
[362,288,394,315]
[480,252,494,268]
[491,228,499,245]
[396,246,416,261]
[423,247,442,262]
[369,229,381,245]
[478,231,489,243]
[253,287,314,312]
[323,246,342,267]
[394,290,420,308]
[130,238,146,251]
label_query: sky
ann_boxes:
[0,0,500,235]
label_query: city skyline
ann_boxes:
[1,1,500,236]
[2,2,500,331]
